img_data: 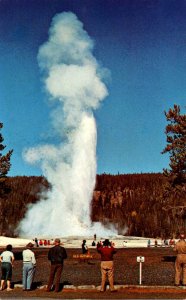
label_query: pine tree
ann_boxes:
[162,105,186,185]
[161,105,186,234]
[0,123,13,177]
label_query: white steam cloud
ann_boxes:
[19,12,116,237]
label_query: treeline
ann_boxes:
[0,174,185,237]
[0,176,49,237]
[92,173,180,237]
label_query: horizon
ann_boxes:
[7,170,163,178]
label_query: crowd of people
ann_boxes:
[147,238,176,247]
[0,233,186,293]
[0,238,67,292]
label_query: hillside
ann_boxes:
[0,174,185,237]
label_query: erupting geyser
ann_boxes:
[19,12,116,237]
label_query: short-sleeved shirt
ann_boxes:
[22,249,36,265]
[0,250,14,263]
[174,240,186,254]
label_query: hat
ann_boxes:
[54,238,61,244]
[26,242,34,248]
[180,233,185,239]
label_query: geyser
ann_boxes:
[19,12,116,237]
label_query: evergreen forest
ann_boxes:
[0,173,185,238]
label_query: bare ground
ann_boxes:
[0,246,186,299]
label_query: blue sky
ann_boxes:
[0,0,186,176]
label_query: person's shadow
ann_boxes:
[31,281,43,290]
[59,281,72,291]
[12,281,42,290]
[13,280,72,291]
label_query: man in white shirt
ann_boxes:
[22,242,36,291]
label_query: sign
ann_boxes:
[137,256,145,263]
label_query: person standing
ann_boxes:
[97,239,117,292]
[22,242,36,291]
[0,244,14,291]
[173,232,186,286]
[82,240,88,254]
[34,238,39,247]
[47,238,67,292]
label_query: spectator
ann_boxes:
[169,238,175,247]
[39,240,43,246]
[22,242,36,291]
[97,241,103,248]
[82,240,88,254]
[92,241,96,246]
[97,239,117,292]
[173,232,186,286]
[47,238,67,292]
[34,238,39,247]
[0,244,14,291]
[164,239,169,247]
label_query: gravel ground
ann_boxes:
[19,247,176,286]
[0,246,185,299]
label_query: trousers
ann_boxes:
[23,263,36,290]
[47,264,63,292]
[100,261,115,291]
[1,262,12,281]
[175,254,186,285]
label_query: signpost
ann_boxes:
[137,256,145,285]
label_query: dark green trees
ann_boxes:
[0,123,13,235]
[0,123,13,177]
[162,105,186,234]
[162,105,186,183]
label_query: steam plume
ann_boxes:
[19,12,116,237]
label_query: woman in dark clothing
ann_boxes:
[0,244,14,291]
[82,240,88,254]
